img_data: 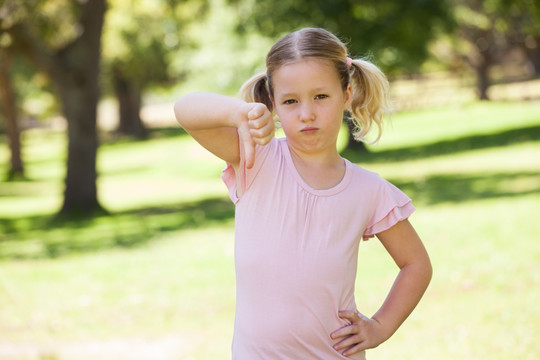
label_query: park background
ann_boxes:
[0,0,539,359]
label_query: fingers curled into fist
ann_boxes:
[248,104,274,143]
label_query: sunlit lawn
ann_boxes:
[0,101,539,359]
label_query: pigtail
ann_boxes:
[348,58,391,143]
[238,72,274,112]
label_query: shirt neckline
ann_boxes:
[279,138,352,197]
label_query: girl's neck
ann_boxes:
[287,143,345,190]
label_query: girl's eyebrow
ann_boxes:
[277,87,330,99]
[312,86,330,92]
[279,92,297,98]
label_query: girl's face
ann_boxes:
[271,58,352,156]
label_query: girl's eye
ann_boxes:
[315,94,329,100]
[283,99,297,105]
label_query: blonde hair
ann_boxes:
[238,27,390,143]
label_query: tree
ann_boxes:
[229,0,453,150]
[0,52,23,180]
[102,0,207,139]
[505,0,540,74]
[447,0,540,100]
[1,0,107,216]
[231,0,453,74]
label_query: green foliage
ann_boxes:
[229,0,454,73]
[434,0,540,89]
[0,1,74,120]
[167,0,274,95]
[0,0,79,49]
[102,0,209,92]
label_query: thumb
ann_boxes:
[238,121,255,169]
[243,136,255,169]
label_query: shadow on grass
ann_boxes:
[147,126,188,139]
[389,171,540,206]
[0,197,234,259]
[100,126,188,145]
[3,170,539,260]
[343,124,540,163]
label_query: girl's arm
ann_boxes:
[174,92,275,168]
[331,219,432,357]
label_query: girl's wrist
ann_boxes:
[370,315,395,343]
[229,101,250,129]
[224,99,240,128]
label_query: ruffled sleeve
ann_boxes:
[222,162,240,204]
[363,179,415,240]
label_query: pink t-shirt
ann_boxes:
[222,138,415,359]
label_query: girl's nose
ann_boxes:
[299,103,315,122]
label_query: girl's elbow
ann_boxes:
[422,255,433,286]
[417,241,433,284]
[173,99,190,127]
[427,260,433,283]
[409,252,433,287]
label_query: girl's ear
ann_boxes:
[344,84,353,109]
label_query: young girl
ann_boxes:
[174,28,432,359]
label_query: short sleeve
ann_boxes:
[363,179,415,240]
[222,162,240,204]
[221,137,276,204]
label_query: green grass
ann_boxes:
[374,100,540,150]
[0,101,539,359]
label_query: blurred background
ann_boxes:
[0,0,539,359]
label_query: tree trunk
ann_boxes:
[8,0,107,216]
[0,55,24,180]
[55,69,102,215]
[52,0,107,216]
[112,67,147,139]
[475,60,491,101]
[524,35,540,75]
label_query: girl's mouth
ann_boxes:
[301,127,318,134]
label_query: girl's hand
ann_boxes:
[330,310,386,357]
[236,103,274,169]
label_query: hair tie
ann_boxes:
[346,57,353,68]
